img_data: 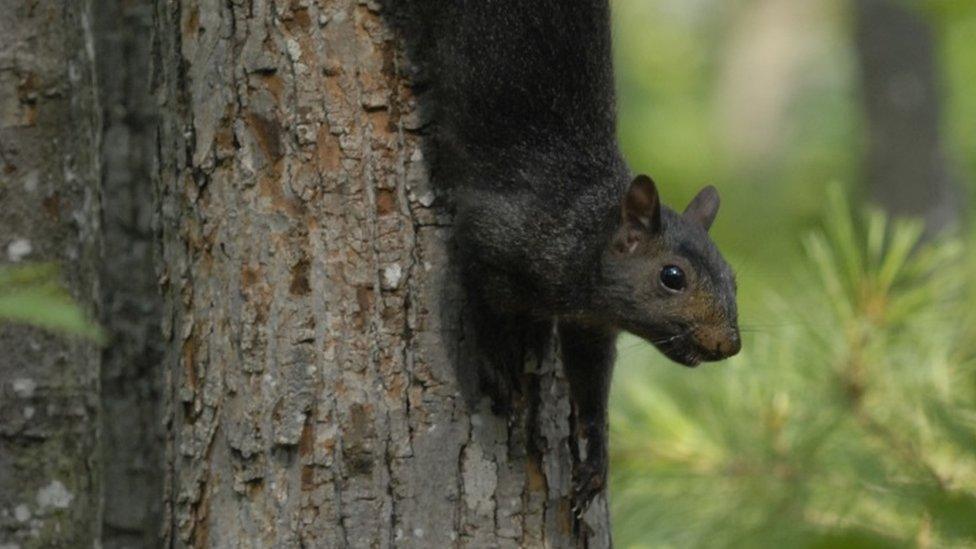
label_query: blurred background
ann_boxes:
[610,0,976,546]
[3,0,973,545]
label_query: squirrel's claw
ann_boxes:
[571,456,606,518]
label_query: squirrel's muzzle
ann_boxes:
[722,329,742,357]
[695,325,741,361]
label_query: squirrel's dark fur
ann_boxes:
[395,0,741,512]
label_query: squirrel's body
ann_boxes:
[408,0,742,512]
[438,0,617,151]
[438,0,626,318]
[455,145,627,317]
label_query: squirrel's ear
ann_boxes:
[683,185,720,231]
[623,175,662,232]
[617,175,662,251]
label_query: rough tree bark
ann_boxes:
[154,1,611,547]
[93,0,166,546]
[0,0,102,546]
[854,0,961,233]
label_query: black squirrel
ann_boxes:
[402,0,741,512]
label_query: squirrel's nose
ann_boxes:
[700,326,742,360]
[721,329,741,357]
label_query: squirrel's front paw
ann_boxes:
[571,452,607,517]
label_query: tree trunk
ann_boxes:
[153,1,610,548]
[93,0,165,546]
[0,0,102,546]
[853,0,961,234]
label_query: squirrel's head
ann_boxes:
[596,175,740,367]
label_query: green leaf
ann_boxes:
[0,264,104,343]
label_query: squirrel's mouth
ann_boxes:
[654,337,705,367]
[625,323,730,368]
[661,346,703,367]
[658,336,738,367]
[623,324,699,367]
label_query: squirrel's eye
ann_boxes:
[660,265,687,292]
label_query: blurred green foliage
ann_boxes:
[611,187,976,547]
[0,263,103,342]
[610,0,976,546]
